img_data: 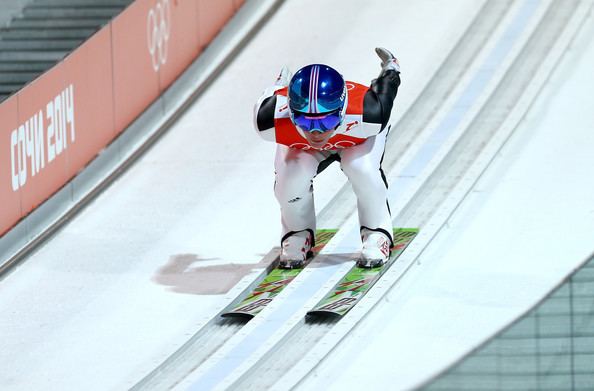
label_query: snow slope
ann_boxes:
[1,0,593,390]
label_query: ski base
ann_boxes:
[221,229,337,319]
[307,228,419,318]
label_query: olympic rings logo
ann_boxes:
[147,0,171,72]
[289,140,357,151]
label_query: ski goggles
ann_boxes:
[291,110,342,133]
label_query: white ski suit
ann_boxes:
[254,69,400,247]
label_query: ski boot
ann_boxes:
[357,228,391,268]
[279,230,313,269]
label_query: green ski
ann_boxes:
[307,228,419,317]
[221,229,337,319]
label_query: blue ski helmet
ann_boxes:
[288,64,346,132]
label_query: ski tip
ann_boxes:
[355,262,386,269]
[220,311,255,320]
[305,310,342,321]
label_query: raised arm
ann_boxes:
[253,67,291,141]
[362,47,401,131]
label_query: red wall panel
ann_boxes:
[17,66,73,215]
[0,0,242,237]
[61,27,116,177]
[197,0,235,48]
[157,0,201,91]
[111,0,162,133]
[0,96,23,234]
[233,0,246,10]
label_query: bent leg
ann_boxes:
[274,145,326,242]
[339,132,393,243]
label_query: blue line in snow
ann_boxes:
[190,260,344,391]
[398,0,539,178]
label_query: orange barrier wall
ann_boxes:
[112,0,162,133]
[62,26,116,178]
[0,96,21,233]
[159,0,201,91]
[0,0,244,235]
[198,0,236,47]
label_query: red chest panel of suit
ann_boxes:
[273,82,368,151]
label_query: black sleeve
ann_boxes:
[256,95,277,131]
[362,70,401,130]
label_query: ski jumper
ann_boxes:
[254,70,400,246]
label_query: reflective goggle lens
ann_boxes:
[292,110,342,133]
